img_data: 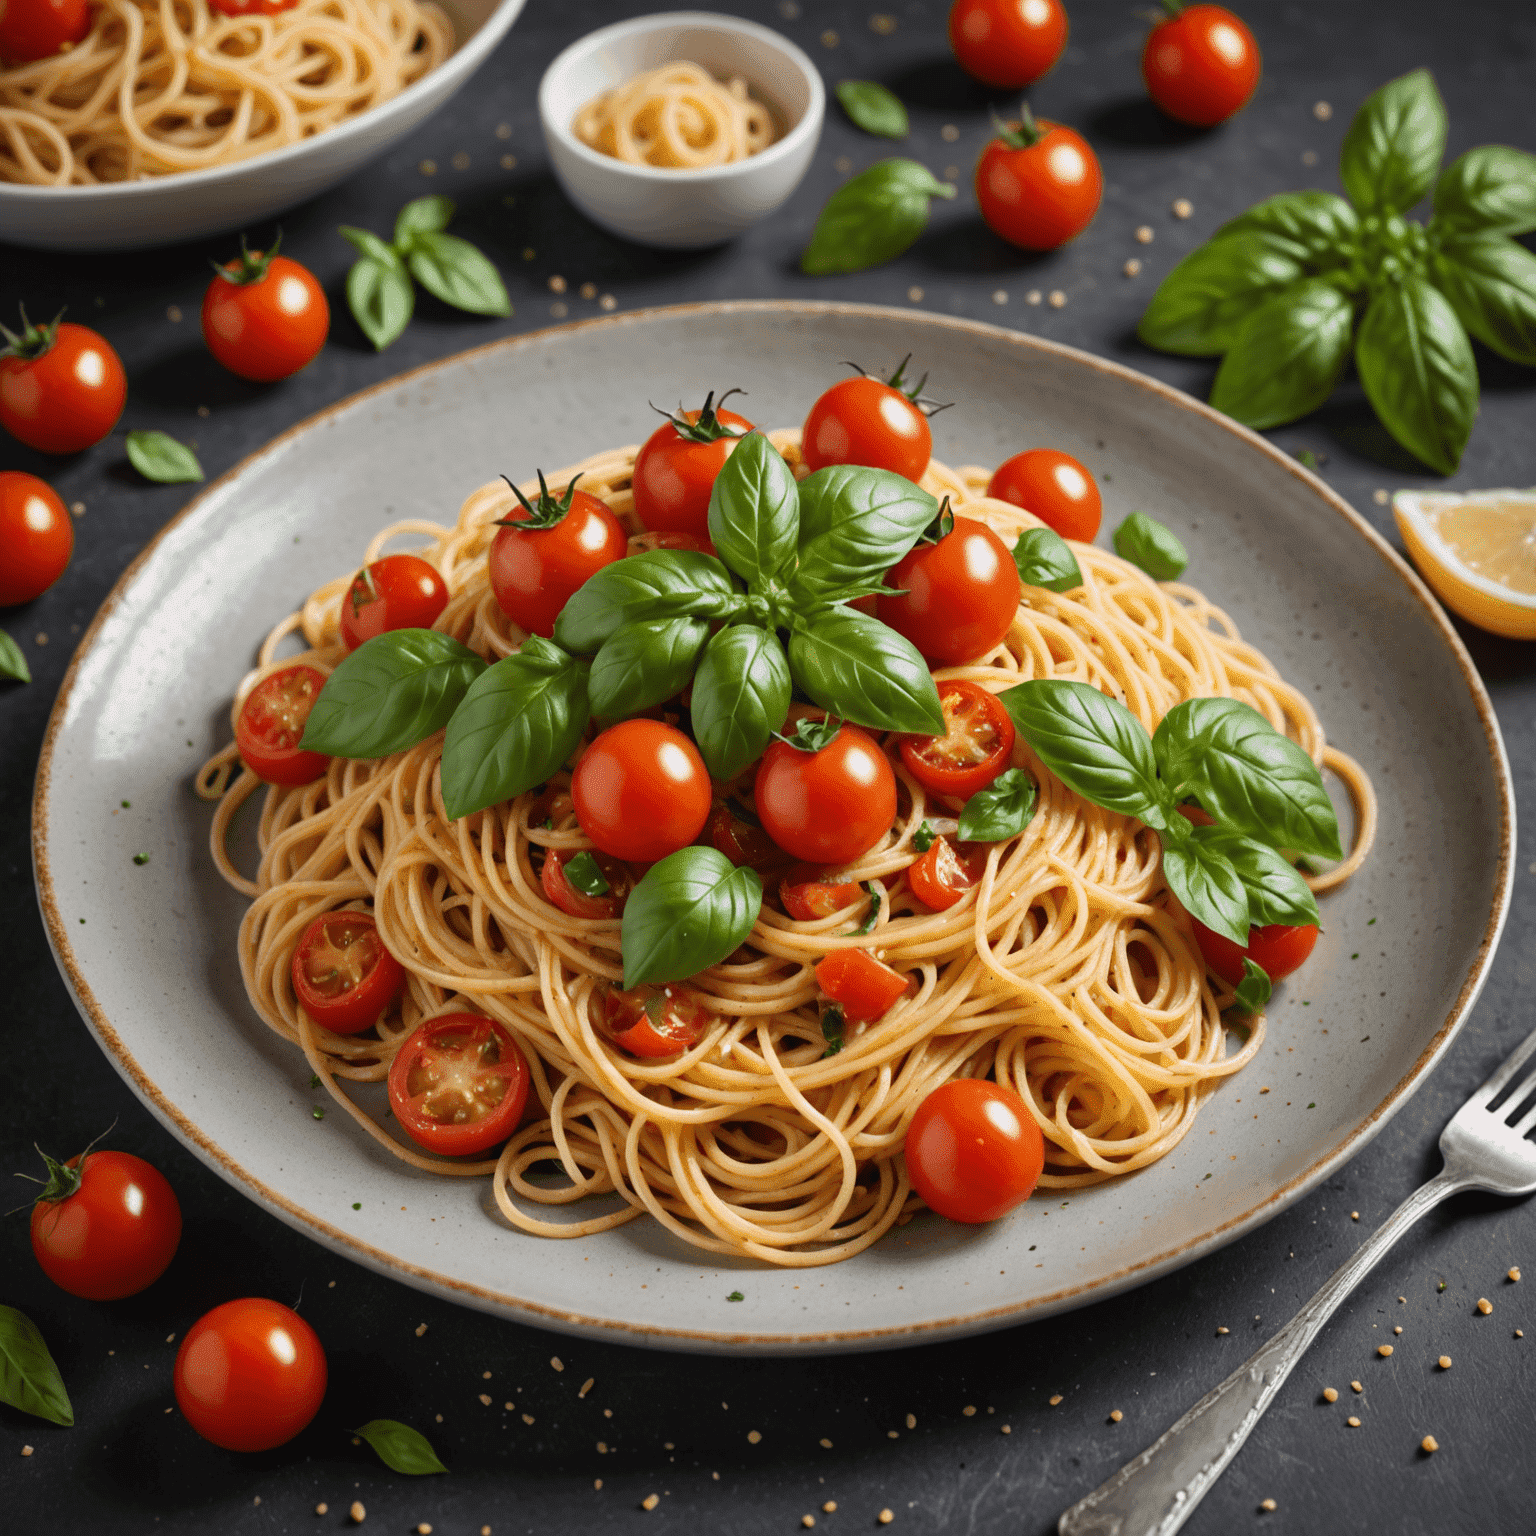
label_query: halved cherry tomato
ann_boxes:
[0,470,72,605]
[600,985,715,1058]
[710,803,789,873]
[174,1298,326,1453]
[948,0,1067,89]
[201,242,328,382]
[632,392,754,539]
[878,516,1021,666]
[975,113,1102,251]
[235,664,330,785]
[0,0,88,68]
[905,1078,1044,1223]
[908,835,989,911]
[1142,3,1261,128]
[629,529,717,557]
[801,366,933,482]
[755,725,896,866]
[1191,918,1319,989]
[780,863,864,921]
[0,312,125,454]
[387,1013,530,1156]
[291,909,405,1034]
[816,949,909,1023]
[541,847,634,919]
[899,681,1016,801]
[338,553,449,651]
[572,719,712,863]
[986,448,1102,542]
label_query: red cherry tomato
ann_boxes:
[291,909,404,1035]
[209,0,299,14]
[600,985,715,1058]
[779,864,864,921]
[986,448,1102,541]
[755,725,896,866]
[29,1148,181,1300]
[174,1298,326,1453]
[572,719,712,863]
[1142,3,1261,128]
[878,517,1021,666]
[0,313,125,455]
[816,949,909,1023]
[905,1078,1045,1223]
[629,529,717,558]
[709,803,790,874]
[201,244,328,383]
[948,0,1067,89]
[338,553,449,652]
[0,0,88,63]
[632,393,754,539]
[801,368,933,482]
[899,681,1016,801]
[541,847,634,919]
[975,114,1102,251]
[908,835,989,911]
[387,1013,531,1156]
[0,471,73,605]
[1191,918,1319,988]
[235,664,330,785]
[489,473,627,639]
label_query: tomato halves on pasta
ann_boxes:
[387,1014,531,1157]
[899,680,1016,801]
[816,950,910,1024]
[601,986,716,1059]
[908,835,988,911]
[235,664,330,785]
[291,909,405,1035]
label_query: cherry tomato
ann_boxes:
[899,681,1016,801]
[1143,3,1261,128]
[572,719,712,863]
[878,516,1021,666]
[0,311,125,455]
[986,448,1102,541]
[908,835,989,911]
[235,664,330,785]
[541,847,634,919]
[948,0,1067,89]
[489,471,627,638]
[780,864,864,921]
[905,1078,1044,1223]
[28,1148,181,1300]
[1191,918,1319,989]
[629,529,717,557]
[387,1013,531,1156]
[632,391,754,539]
[201,241,328,383]
[710,803,790,874]
[600,985,715,1058]
[174,1298,326,1453]
[975,112,1102,251]
[209,0,299,14]
[816,950,909,1023]
[755,725,896,866]
[0,470,73,605]
[801,363,933,482]
[291,909,404,1035]
[339,553,449,652]
[0,0,88,64]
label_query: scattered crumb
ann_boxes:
[878,1512,894,1526]
[548,275,567,293]
[580,1377,594,1398]
[907,286,924,302]
[1109,1410,1123,1423]
[1323,1388,1338,1402]
[21,1446,33,1457]
[550,1356,564,1372]
[944,165,959,180]
[1478,1298,1493,1315]
[941,124,960,142]
[415,1324,428,1337]
[500,154,517,170]
[1394,1327,1403,1335]
[1000,1424,1011,1435]
[451,151,470,171]
[1421,1434,1439,1454]
[821,29,839,48]
[350,1502,366,1524]
[962,1405,977,1416]
[1314,101,1333,120]
[870,13,896,34]
[1378,1345,1393,1357]
[495,122,512,140]
[747,1430,762,1444]
[503,1402,513,1411]
[1302,149,1318,166]
[36,633,48,646]
[641,1494,660,1512]
[1260,1499,1277,1513]
[802,1518,816,1529]
[1048,1395,1063,1407]
[418,159,436,176]
[1217,1327,1229,1335]
[71,500,86,514]
[1373,488,1389,505]
[597,1442,608,1454]
[1123,258,1142,277]
[580,282,597,299]
[166,305,182,322]
[819,1437,833,1449]
[1346,1416,1361,1428]
[1518,1330,1525,1338]
[823,1503,837,1514]
[417,1525,433,1535]
[1352,1212,1359,1220]
[1351,1381,1363,1393]
[1048,290,1067,309]
[522,1414,534,1425]
[1439,1356,1452,1369]
[594,1480,603,1491]
[479,1394,492,1406]
[834,155,853,174]
[316,1504,328,1515]
[1025,290,1042,305]
[888,1429,899,1439]
[599,295,617,311]
[905,1414,916,1430]
[1172,198,1193,219]
[523,247,535,260]
[992,289,1008,305]
[1135,225,1154,244]
[1509,1267,1522,1283]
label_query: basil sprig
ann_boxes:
[1234,959,1273,1016]
[563,851,610,897]
[1012,527,1083,593]
[126,430,203,484]
[553,549,739,654]
[0,629,30,684]
[691,625,794,782]
[354,1418,448,1475]
[1138,68,1536,474]
[621,847,763,990]
[801,160,957,275]
[835,80,909,139]
[958,768,1037,843]
[0,1304,73,1425]
[1113,513,1188,582]
[588,616,711,720]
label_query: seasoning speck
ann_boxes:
[1322,1387,1338,1402]
[1048,1395,1063,1406]
[941,124,960,142]
[1509,1267,1522,1282]
[1314,101,1333,120]
[1109,1410,1123,1423]
[819,1437,833,1448]
[1352,1211,1359,1220]
[1421,1434,1439,1453]
[599,294,617,311]
[1347,1416,1361,1428]
[802,1518,816,1529]
[522,1414,534,1425]
[962,1405,977,1416]
[580,282,597,300]
[1378,1345,1393,1357]
[550,1356,564,1372]
[415,1324,428,1337]
[907,286,924,303]
[479,1394,492,1406]
[1394,1326,1403,1335]
[1048,290,1067,309]
[833,155,853,174]
[992,289,1008,305]
[1439,1356,1452,1369]
[1260,1499,1277,1513]
[417,1525,433,1535]
[418,159,436,176]
[1135,225,1154,244]
[167,305,182,322]
[21,1446,33,1457]
[878,1512,894,1526]
[350,1502,366,1524]
[747,1430,762,1444]
[72,501,86,515]
[823,1502,837,1513]
[1351,1381,1362,1393]
[905,1413,916,1430]
[641,1494,660,1512]
[1123,258,1142,277]
[579,1377,594,1397]
[870,14,896,35]
[1217,1326,1229,1335]
[1172,198,1193,219]
[821,29,838,48]
[316,1504,328,1515]
[1302,149,1319,166]
[548,275,567,294]
[1026,290,1042,306]
[1478,1298,1493,1315]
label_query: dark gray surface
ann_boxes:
[2,1,1533,1531]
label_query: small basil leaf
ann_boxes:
[554,550,740,654]
[1112,512,1188,581]
[1431,233,1536,366]
[302,629,486,758]
[621,847,763,989]
[394,195,455,245]
[339,224,400,266]
[788,605,944,735]
[690,625,793,781]
[1217,190,1362,269]
[405,232,512,317]
[1191,824,1321,927]
[776,714,843,753]
[850,883,881,936]
[440,637,590,820]
[0,1304,73,1425]
[792,464,938,600]
[345,251,414,352]
[1355,274,1478,476]
[820,1003,846,1057]
[354,1419,447,1475]
[1340,68,1448,215]
[563,850,610,897]
[800,158,957,275]
[1137,232,1310,356]
[1233,958,1273,1015]
[1162,837,1250,947]
[913,820,936,852]
[835,79,909,138]
[588,617,710,720]
[1432,145,1536,237]
[0,629,30,684]
[706,430,799,584]
[126,430,203,484]
[1012,526,1083,592]
[957,768,1037,843]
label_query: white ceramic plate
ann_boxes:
[34,302,1513,1354]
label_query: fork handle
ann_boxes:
[1058,1167,1474,1536]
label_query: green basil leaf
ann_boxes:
[1217,190,1362,269]
[777,714,843,753]
[126,430,203,484]
[0,1305,73,1426]
[339,224,399,266]
[344,249,414,352]
[1432,145,1536,237]
[1431,233,1536,366]
[690,625,793,781]
[1191,824,1320,927]
[440,637,590,820]
[788,605,944,735]
[621,847,763,989]
[820,1003,846,1057]
[1152,697,1343,859]
[1162,837,1250,946]
[1355,274,1478,476]
[554,550,740,654]
[1208,278,1356,430]
[835,79,909,138]
[791,464,938,600]
[706,430,799,584]
[563,850,610,896]
[406,232,512,317]
[957,768,1037,843]
[0,629,30,684]
[1137,233,1310,356]
[588,616,710,720]
[913,820,936,853]
[1340,68,1447,215]
[800,158,957,275]
[395,195,454,245]
[1233,958,1272,1015]
[1112,512,1188,582]
[301,629,486,757]
[850,884,881,936]
[998,679,1172,832]
[354,1419,447,1475]
[1012,527,1083,592]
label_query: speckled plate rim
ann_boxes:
[32,300,1515,1353]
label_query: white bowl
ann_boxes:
[0,0,527,253]
[538,11,824,249]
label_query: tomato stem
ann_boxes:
[651,389,750,444]
[495,469,584,530]
[1157,0,1186,18]
[991,105,1046,151]
[0,305,64,362]
[211,230,282,287]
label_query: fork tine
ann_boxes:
[1471,1024,1536,1110]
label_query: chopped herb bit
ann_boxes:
[120,800,131,808]
[850,884,881,936]
[132,852,149,865]
[820,1004,846,1058]
[352,1202,362,1210]
[312,1107,326,1120]
[1307,1102,1316,1108]
[310,1074,322,1089]
[1367,917,1376,925]
[727,1291,745,1302]
[913,820,936,853]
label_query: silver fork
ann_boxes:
[1058,1022,1536,1536]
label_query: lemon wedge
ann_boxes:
[1393,488,1536,640]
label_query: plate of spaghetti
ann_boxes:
[34,302,1512,1352]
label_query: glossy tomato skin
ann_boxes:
[541,847,634,919]
[338,553,449,651]
[802,376,932,482]
[710,803,790,875]
[235,664,330,785]
[780,864,864,921]
[0,0,88,63]
[489,491,627,638]
[291,909,404,1034]
[209,0,300,14]
[816,949,909,1023]
[1143,4,1261,128]
[0,322,125,454]
[755,726,896,866]
[631,405,754,538]
[174,1298,326,1452]
[948,0,1067,89]
[388,1013,531,1156]
[878,517,1021,666]
[986,448,1102,541]
[30,1150,181,1300]
[976,121,1102,251]
[899,681,1015,801]
[1192,918,1319,989]
[908,835,988,911]
[601,985,714,1058]
[202,254,328,382]
[906,1078,1044,1223]
[572,720,712,863]
[0,471,73,605]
